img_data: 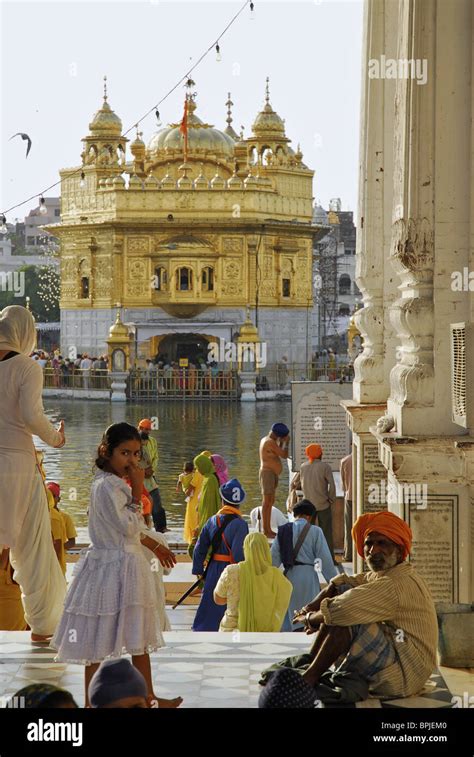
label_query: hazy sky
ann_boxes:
[0,0,363,221]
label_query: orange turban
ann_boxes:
[306,444,322,461]
[352,511,412,559]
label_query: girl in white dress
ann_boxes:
[51,422,182,708]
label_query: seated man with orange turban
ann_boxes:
[290,511,438,700]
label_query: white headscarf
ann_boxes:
[0,305,37,355]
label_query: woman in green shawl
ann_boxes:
[214,532,292,632]
[194,453,221,534]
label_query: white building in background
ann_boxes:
[312,198,360,353]
[24,197,60,254]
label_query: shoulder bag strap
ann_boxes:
[292,521,312,563]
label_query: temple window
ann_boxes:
[202,266,214,292]
[339,274,351,295]
[339,304,350,316]
[80,276,90,299]
[177,267,193,291]
[261,147,273,165]
[249,146,258,165]
[154,266,167,291]
[282,278,291,297]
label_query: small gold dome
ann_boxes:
[194,165,209,189]
[89,100,122,136]
[109,312,129,339]
[227,170,243,190]
[244,169,258,189]
[252,78,286,136]
[210,170,226,190]
[131,130,146,158]
[238,317,260,343]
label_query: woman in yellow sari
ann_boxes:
[214,532,292,632]
[184,450,212,547]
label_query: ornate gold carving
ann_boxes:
[61,258,77,281]
[222,281,241,296]
[223,260,240,279]
[60,285,77,300]
[223,237,243,253]
[128,236,150,254]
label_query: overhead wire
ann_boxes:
[1,0,252,217]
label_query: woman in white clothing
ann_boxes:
[0,305,66,641]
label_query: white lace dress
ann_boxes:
[51,470,164,664]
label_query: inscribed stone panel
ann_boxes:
[407,496,459,602]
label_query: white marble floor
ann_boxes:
[8,552,473,710]
[0,627,472,709]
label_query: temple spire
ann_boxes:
[224,91,238,140]
[226,92,234,128]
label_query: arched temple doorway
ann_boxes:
[149,333,217,364]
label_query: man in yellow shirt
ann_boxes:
[291,511,438,700]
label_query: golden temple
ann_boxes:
[47,77,325,364]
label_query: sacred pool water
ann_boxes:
[38,399,291,532]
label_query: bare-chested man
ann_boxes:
[259,423,290,538]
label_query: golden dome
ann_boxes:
[194,165,209,189]
[89,99,122,136]
[130,130,146,158]
[252,78,286,136]
[108,312,130,339]
[147,98,235,161]
[238,317,260,343]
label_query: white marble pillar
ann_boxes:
[343,0,401,565]
[353,0,400,404]
[379,0,474,602]
[387,0,472,437]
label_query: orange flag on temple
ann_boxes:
[179,98,188,162]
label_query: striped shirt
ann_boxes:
[320,562,438,698]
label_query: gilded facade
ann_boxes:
[47,78,325,363]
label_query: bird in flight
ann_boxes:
[9,132,32,157]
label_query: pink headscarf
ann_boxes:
[211,454,229,486]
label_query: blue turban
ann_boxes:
[271,423,289,437]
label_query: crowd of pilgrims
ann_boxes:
[1,414,339,708]
[0,306,440,711]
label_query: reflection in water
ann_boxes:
[37,400,291,532]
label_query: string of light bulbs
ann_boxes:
[0,0,255,229]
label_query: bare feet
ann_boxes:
[31,632,53,644]
[147,694,183,708]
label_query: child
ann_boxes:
[51,422,182,708]
[46,483,77,550]
[35,451,67,576]
[176,461,195,544]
